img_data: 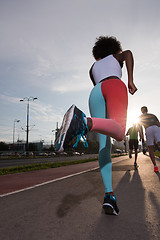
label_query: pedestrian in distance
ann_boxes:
[126,123,140,169]
[55,36,137,215]
[138,106,160,172]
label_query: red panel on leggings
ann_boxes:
[101,79,128,131]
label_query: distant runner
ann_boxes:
[138,106,160,172]
[126,123,139,169]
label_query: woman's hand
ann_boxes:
[128,82,137,95]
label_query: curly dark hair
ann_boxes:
[92,36,122,60]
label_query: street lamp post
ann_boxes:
[20,97,37,153]
[13,119,20,147]
[52,122,59,145]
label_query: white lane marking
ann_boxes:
[0,157,127,198]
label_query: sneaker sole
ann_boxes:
[55,104,76,152]
[103,203,119,216]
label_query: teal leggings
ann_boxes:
[89,79,128,193]
[89,82,112,193]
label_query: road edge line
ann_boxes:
[0,157,127,198]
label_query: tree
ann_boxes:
[28,143,38,152]
[0,142,9,151]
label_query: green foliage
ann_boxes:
[0,157,98,176]
[0,142,9,151]
[154,151,160,158]
[28,143,38,151]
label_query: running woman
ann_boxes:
[55,36,137,215]
[138,106,160,172]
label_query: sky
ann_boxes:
[0,0,160,145]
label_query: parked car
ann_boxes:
[59,152,68,156]
[72,151,80,155]
[38,152,48,156]
[48,152,56,156]
[21,152,34,156]
[114,149,122,154]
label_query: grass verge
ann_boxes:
[0,153,127,176]
[154,151,160,158]
[0,158,98,176]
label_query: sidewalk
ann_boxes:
[0,153,159,240]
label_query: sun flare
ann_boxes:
[127,110,140,128]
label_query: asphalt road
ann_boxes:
[0,153,159,240]
[0,154,99,168]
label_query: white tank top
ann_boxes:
[91,55,122,85]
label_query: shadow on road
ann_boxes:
[147,191,160,236]
[56,169,102,218]
[55,157,159,239]
[88,167,152,240]
[155,172,160,181]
